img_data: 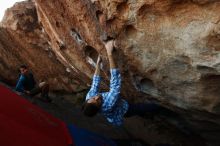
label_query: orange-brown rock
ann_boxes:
[1,0,220,145]
[33,0,220,112]
[33,0,220,144]
[0,1,87,92]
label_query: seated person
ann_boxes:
[16,65,51,102]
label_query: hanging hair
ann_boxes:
[82,102,100,117]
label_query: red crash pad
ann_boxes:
[0,84,73,146]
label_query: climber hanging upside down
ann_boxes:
[82,40,173,126]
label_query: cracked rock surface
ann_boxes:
[0,0,220,145]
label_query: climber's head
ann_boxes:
[82,94,102,117]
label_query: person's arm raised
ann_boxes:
[104,40,121,109]
[94,55,102,76]
[104,40,116,69]
[86,55,102,100]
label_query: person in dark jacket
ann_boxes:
[16,65,51,102]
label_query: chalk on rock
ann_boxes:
[70,28,83,44]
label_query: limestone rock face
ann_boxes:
[32,0,220,144]
[0,1,87,92]
[34,0,220,112]
[1,0,220,145]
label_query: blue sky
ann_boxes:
[0,0,24,21]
